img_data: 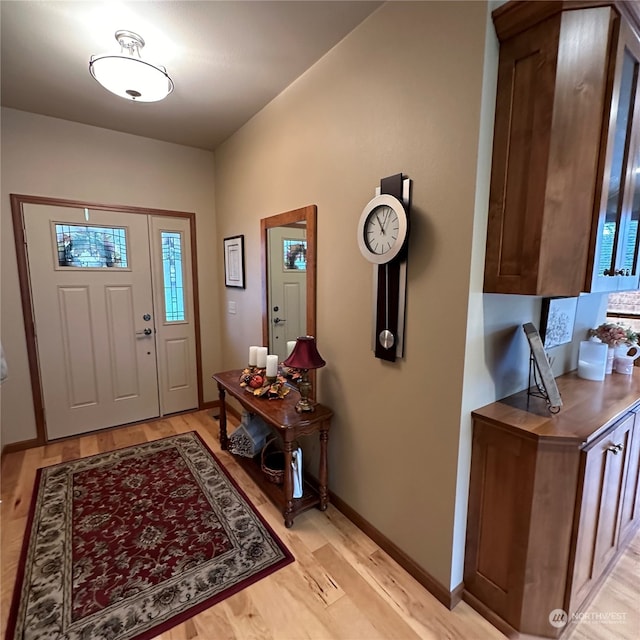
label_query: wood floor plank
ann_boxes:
[1,409,637,640]
[566,532,640,640]
[218,590,275,640]
[284,531,344,606]
[187,602,237,640]
[79,432,102,458]
[321,592,386,639]
[96,428,117,453]
[314,541,424,640]
[249,559,347,640]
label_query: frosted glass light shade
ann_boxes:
[89,31,173,103]
[89,55,174,102]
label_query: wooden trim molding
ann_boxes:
[9,193,203,447]
[493,1,639,43]
[462,590,519,638]
[260,204,317,347]
[1,438,42,457]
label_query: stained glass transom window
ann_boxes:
[55,224,128,268]
[162,232,185,322]
[283,239,307,271]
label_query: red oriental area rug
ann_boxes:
[6,432,294,640]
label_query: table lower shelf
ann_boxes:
[233,452,323,525]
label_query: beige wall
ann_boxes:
[0,108,222,447]
[214,1,489,589]
[214,0,610,591]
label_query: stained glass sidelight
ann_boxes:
[283,238,307,271]
[55,224,128,268]
[162,232,185,322]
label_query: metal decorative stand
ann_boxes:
[527,351,561,414]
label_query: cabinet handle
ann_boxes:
[607,443,624,455]
[604,268,630,276]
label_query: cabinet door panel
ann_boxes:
[464,424,535,627]
[484,17,560,294]
[591,26,640,292]
[592,426,630,573]
[619,138,640,277]
[619,412,640,543]
[569,414,633,612]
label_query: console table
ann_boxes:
[212,369,333,527]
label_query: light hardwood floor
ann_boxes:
[1,410,637,640]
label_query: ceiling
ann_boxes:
[1,1,382,151]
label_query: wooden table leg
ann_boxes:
[283,435,295,528]
[217,384,228,450]
[319,427,329,510]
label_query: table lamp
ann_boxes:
[282,336,326,412]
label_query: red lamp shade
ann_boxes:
[283,336,326,370]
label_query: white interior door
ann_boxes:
[24,205,160,439]
[268,226,306,360]
[149,216,198,415]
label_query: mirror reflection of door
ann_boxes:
[268,225,307,360]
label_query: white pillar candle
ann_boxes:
[286,340,297,357]
[256,347,268,368]
[266,354,278,377]
[249,346,259,366]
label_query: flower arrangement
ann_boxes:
[239,367,290,399]
[589,322,638,347]
[280,365,303,383]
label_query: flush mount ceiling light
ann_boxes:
[89,30,174,102]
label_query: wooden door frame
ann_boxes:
[10,193,204,447]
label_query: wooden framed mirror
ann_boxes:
[261,205,317,359]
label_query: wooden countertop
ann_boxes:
[472,371,640,445]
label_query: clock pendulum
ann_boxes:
[379,263,395,350]
[357,173,411,362]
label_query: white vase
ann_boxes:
[606,346,615,374]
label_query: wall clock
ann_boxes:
[357,194,408,264]
[357,173,411,361]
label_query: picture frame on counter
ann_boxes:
[523,322,563,412]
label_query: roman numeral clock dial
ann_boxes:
[357,174,411,362]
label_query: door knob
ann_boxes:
[136,328,153,337]
[273,317,286,325]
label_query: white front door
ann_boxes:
[23,206,198,440]
[268,226,306,360]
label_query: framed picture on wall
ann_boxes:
[523,322,563,412]
[223,235,245,288]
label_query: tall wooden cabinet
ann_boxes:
[484,1,640,296]
[464,373,640,638]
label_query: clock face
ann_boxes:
[364,205,399,256]
[357,194,408,264]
